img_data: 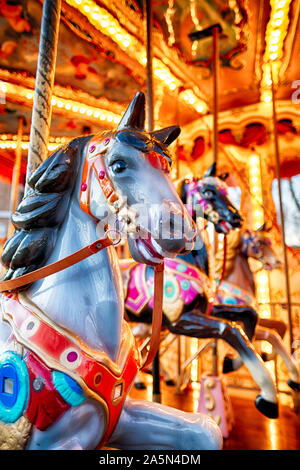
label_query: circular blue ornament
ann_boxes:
[52,371,86,407]
[177,264,187,273]
[180,280,190,291]
[0,350,30,423]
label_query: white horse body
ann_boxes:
[0,93,222,450]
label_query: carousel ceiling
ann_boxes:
[0,0,299,183]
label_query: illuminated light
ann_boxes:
[65,0,207,114]
[86,109,93,116]
[107,115,113,122]
[249,155,260,165]
[26,92,33,99]
[57,101,64,108]
[263,94,272,103]
[79,107,86,114]
[51,98,57,106]
[273,10,284,19]
[65,103,71,110]
[254,209,262,218]
[100,115,106,120]
[277,0,287,8]
[269,52,278,61]
[93,111,100,118]
[72,105,79,112]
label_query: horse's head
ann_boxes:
[80,92,195,265]
[241,224,281,270]
[179,163,242,234]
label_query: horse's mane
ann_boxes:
[1,136,89,286]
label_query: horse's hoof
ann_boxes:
[165,379,175,386]
[255,395,279,419]
[134,382,147,390]
[287,379,300,392]
[223,356,234,373]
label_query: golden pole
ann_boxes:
[270,64,294,356]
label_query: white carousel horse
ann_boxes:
[0,92,222,450]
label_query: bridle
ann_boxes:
[0,133,170,369]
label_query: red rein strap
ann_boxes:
[141,262,164,369]
[0,237,113,293]
[0,235,164,370]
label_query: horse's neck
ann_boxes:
[224,252,256,294]
[27,197,124,361]
[177,233,210,276]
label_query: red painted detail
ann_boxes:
[25,352,70,431]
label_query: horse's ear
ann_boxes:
[117,91,145,130]
[204,162,216,177]
[219,172,229,181]
[151,126,181,147]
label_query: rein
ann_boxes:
[0,232,164,370]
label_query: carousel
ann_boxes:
[0,0,299,452]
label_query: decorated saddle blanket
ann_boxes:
[216,280,258,310]
[0,292,140,448]
[120,258,214,322]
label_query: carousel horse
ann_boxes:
[215,226,300,391]
[121,165,279,418]
[0,92,223,450]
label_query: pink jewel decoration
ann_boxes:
[99,170,105,180]
[89,145,96,153]
[67,351,78,363]
[81,182,87,191]
[104,138,110,145]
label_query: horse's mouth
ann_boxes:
[131,234,175,266]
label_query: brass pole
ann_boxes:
[26,0,61,191]
[145,0,161,403]
[270,65,294,356]
[212,25,220,377]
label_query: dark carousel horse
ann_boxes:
[120,164,279,418]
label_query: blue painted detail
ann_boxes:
[180,280,190,291]
[164,281,175,298]
[52,371,86,407]
[32,377,44,392]
[0,350,30,423]
[177,264,187,273]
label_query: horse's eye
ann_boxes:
[203,190,214,199]
[111,160,127,174]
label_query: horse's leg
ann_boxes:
[168,311,278,418]
[107,397,222,450]
[222,327,300,393]
[255,327,300,392]
[211,305,258,340]
[26,400,105,450]
[211,305,258,374]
